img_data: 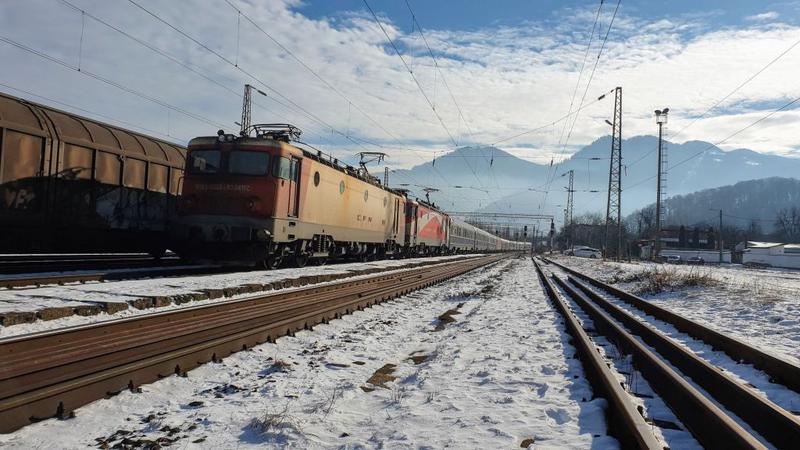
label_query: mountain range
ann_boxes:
[390,135,800,223]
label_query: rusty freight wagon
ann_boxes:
[0,92,185,255]
[172,124,407,268]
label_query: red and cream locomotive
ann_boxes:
[172,124,528,267]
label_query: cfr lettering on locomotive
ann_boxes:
[356,214,373,223]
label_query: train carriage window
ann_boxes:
[95,151,121,185]
[170,168,183,195]
[187,150,220,174]
[273,156,292,179]
[147,163,169,193]
[61,144,93,180]
[229,151,269,176]
[290,159,299,181]
[313,171,320,186]
[123,158,146,189]
[339,180,345,194]
[1,130,43,183]
[363,190,369,202]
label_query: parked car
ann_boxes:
[664,255,682,264]
[573,246,601,259]
[687,256,705,265]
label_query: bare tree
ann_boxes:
[775,207,800,242]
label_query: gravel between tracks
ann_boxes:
[0,257,615,449]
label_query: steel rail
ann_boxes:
[545,268,766,449]
[545,257,800,393]
[532,259,662,450]
[0,264,235,289]
[0,254,506,433]
[0,254,182,275]
[559,274,800,449]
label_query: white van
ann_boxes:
[573,246,601,259]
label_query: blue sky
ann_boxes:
[1,0,799,168]
[301,1,798,31]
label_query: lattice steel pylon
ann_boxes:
[605,87,623,260]
[563,170,574,250]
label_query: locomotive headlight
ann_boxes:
[246,197,261,212]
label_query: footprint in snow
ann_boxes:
[545,407,571,425]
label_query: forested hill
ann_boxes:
[628,177,800,232]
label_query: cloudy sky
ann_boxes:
[2,0,800,173]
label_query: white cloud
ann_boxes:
[746,11,780,22]
[0,0,798,178]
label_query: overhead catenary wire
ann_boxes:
[540,0,621,224]
[0,35,230,130]
[361,0,493,198]
[625,93,800,193]
[626,33,800,170]
[0,81,189,143]
[222,0,462,194]
[56,0,338,147]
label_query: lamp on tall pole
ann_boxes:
[709,208,724,264]
[654,108,669,260]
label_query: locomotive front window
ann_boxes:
[273,156,292,180]
[229,151,270,176]
[187,150,221,174]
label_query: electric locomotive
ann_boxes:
[172,124,407,268]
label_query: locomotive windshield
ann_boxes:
[187,150,221,174]
[229,151,270,176]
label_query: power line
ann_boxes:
[626,33,800,170]
[625,93,800,192]
[57,0,338,148]
[222,0,460,189]
[541,0,621,224]
[0,81,188,143]
[361,0,492,198]
[0,35,230,130]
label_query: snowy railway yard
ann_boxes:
[1,254,799,449]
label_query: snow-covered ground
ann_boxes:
[549,256,800,366]
[0,256,617,450]
[0,255,472,337]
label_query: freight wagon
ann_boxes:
[0,92,185,255]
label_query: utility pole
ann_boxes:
[654,108,669,260]
[562,170,574,251]
[605,86,623,260]
[719,209,723,264]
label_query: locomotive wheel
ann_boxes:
[261,256,282,270]
[313,257,328,266]
[293,253,310,268]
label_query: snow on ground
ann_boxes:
[0,255,471,338]
[550,256,800,365]
[0,256,617,450]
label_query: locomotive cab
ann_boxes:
[173,129,302,266]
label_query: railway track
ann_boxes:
[0,253,183,276]
[0,253,506,433]
[0,264,226,290]
[535,257,800,449]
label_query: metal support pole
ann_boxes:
[655,122,663,259]
[719,209,723,264]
